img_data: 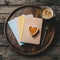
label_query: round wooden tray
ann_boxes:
[4,5,55,55]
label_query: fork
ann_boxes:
[41,25,49,46]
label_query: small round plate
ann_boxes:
[4,5,55,55]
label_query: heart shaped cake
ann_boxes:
[29,26,39,36]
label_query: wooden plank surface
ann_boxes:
[0,0,60,6]
[0,0,60,60]
[0,14,9,23]
[0,47,60,60]
[0,6,60,14]
[0,6,19,14]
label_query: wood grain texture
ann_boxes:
[0,47,60,60]
[0,0,60,6]
[0,6,19,14]
[0,0,60,60]
[0,14,9,23]
[0,6,60,14]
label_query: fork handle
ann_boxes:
[41,30,47,46]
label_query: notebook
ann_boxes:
[8,17,25,46]
[8,14,33,46]
[21,16,43,45]
[17,14,33,40]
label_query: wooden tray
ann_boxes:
[4,5,55,55]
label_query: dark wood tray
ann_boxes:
[4,5,55,55]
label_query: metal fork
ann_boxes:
[41,25,49,46]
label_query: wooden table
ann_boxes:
[0,0,60,60]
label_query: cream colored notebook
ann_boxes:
[21,16,43,45]
[17,14,33,41]
[17,15,25,40]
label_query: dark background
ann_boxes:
[0,0,60,60]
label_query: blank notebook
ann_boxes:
[21,16,43,45]
[17,14,33,40]
[8,17,25,46]
[8,14,33,46]
[17,15,25,40]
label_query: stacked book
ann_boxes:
[8,14,43,46]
